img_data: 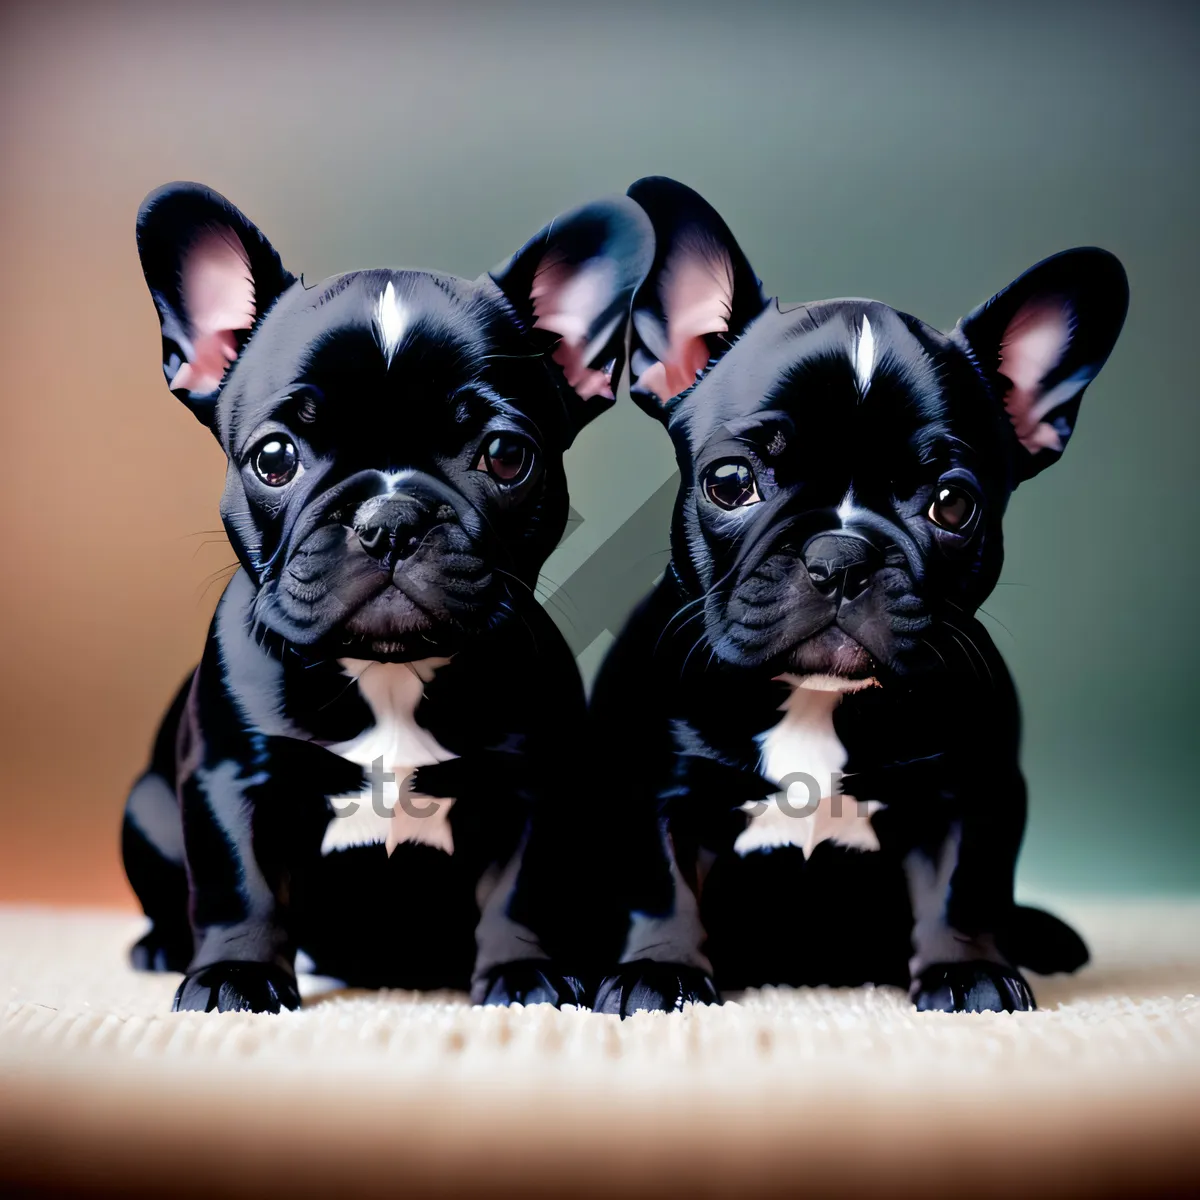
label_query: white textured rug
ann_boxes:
[2,901,1199,1197]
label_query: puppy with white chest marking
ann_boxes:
[586,177,1127,1015]
[122,182,652,1012]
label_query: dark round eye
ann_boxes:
[928,484,977,532]
[252,437,299,487]
[475,433,534,486]
[703,459,761,510]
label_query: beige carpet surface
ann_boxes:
[2,901,1199,1197]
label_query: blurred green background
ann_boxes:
[0,0,1195,903]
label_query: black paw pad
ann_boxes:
[172,961,301,1014]
[593,960,720,1018]
[130,925,192,974]
[913,961,1036,1013]
[477,960,588,1008]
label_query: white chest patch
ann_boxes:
[734,673,883,859]
[321,657,457,857]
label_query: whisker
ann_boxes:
[917,635,949,673]
[195,563,239,603]
[534,576,582,619]
[976,606,1015,641]
[679,630,708,680]
[942,618,995,688]
[656,553,751,667]
[495,567,571,639]
[318,659,377,711]
[191,537,233,560]
[491,576,542,651]
[656,594,707,650]
[655,607,706,659]
[943,626,980,681]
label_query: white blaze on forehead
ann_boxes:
[836,485,881,532]
[854,314,875,395]
[836,487,859,526]
[374,280,408,366]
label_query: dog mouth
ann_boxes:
[336,583,461,661]
[273,524,497,661]
[337,632,450,662]
[782,625,881,691]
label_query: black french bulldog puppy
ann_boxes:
[122,182,652,1012]
[588,177,1127,1015]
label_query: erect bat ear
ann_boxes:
[625,176,768,421]
[136,182,297,429]
[954,247,1128,483]
[489,195,654,445]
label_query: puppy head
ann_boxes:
[627,177,1128,684]
[137,183,652,661]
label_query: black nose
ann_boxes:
[803,534,877,607]
[355,495,450,564]
[356,522,425,562]
[356,523,391,558]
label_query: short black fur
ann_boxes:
[122,182,652,1012]
[586,177,1126,1015]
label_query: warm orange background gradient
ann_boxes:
[0,2,688,908]
[2,17,225,907]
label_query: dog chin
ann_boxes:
[781,626,881,692]
[782,672,881,694]
[335,589,459,662]
[334,631,456,663]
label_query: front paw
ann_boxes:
[593,960,720,1018]
[912,961,1036,1013]
[476,960,588,1008]
[172,961,301,1014]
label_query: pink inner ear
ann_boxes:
[997,297,1072,453]
[169,226,256,394]
[640,232,734,404]
[531,255,618,401]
